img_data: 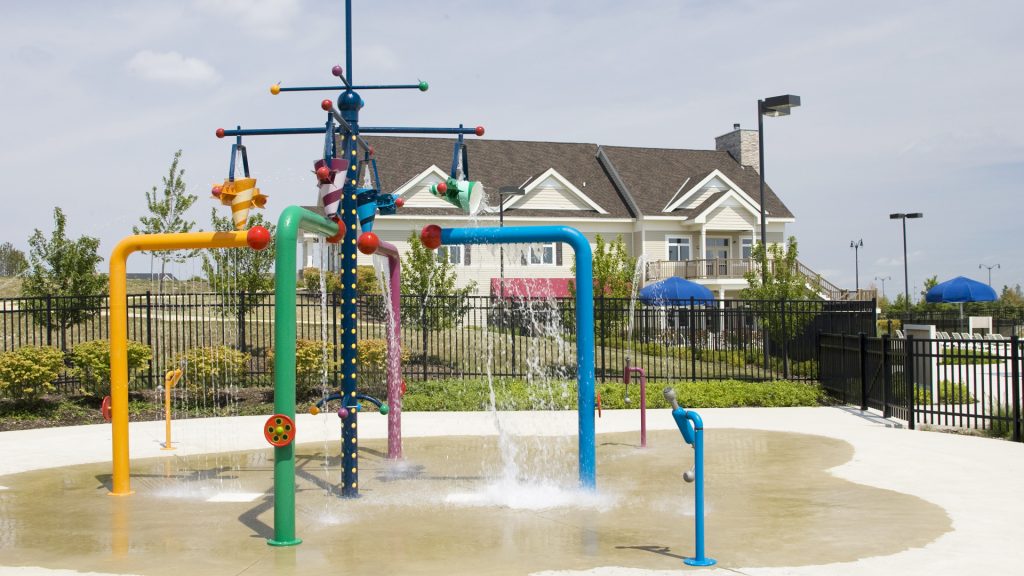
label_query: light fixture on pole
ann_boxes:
[889,212,923,314]
[757,94,800,374]
[757,94,801,285]
[874,275,891,300]
[979,263,1000,287]
[497,186,526,297]
[850,239,863,292]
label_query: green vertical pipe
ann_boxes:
[268,205,340,547]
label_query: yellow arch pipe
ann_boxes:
[109,231,254,495]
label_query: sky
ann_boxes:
[1,0,1021,299]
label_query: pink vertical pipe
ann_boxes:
[624,363,648,448]
[376,241,403,459]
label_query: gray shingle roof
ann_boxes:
[598,146,794,219]
[358,136,794,220]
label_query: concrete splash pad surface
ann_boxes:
[0,428,949,576]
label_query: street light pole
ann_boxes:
[756,94,801,286]
[850,239,863,292]
[889,213,923,314]
[874,275,891,300]
[756,94,800,375]
[979,263,1000,287]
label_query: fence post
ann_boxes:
[45,294,53,347]
[599,295,606,383]
[905,334,915,430]
[858,332,868,411]
[815,330,822,383]
[146,290,154,387]
[236,290,247,353]
[781,299,790,379]
[881,333,891,418]
[421,294,428,381]
[333,292,340,385]
[689,296,697,379]
[1011,335,1021,442]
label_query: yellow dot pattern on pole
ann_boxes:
[351,467,357,474]
[350,224,356,230]
[351,329,356,334]
[351,149,356,156]
[350,238,356,244]
[350,437,357,443]
[351,313,356,319]
[351,391,356,397]
[352,453,358,459]
[350,422,356,429]
[350,373,356,379]
[351,135,356,141]
[351,180,356,186]
[351,482,357,488]
[351,284,356,289]
[350,298,356,304]
[351,343,356,349]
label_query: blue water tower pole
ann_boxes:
[664,387,715,567]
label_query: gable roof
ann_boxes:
[598,146,794,219]
[364,136,633,219]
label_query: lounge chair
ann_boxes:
[894,329,905,339]
[951,333,962,340]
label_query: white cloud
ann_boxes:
[126,50,220,85]
[193,0,300,38]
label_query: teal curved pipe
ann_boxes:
[438,225,596,488]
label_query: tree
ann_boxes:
[200,209,276,350]
[0,242,28,277]
[741,236,819,343]
[21,208,107,336]
[400,231,475,329]
[133,150,198,292]
[571,234,637,298]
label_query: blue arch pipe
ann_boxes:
[670,407,716,567]
[218,126,479,138]
[438,225,596,488]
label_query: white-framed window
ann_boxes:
[741,238,753,260]
[521,243,555,266]
[437,245,463,266]
[666,236,690,261]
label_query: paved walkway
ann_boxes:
[2,407,1023,576]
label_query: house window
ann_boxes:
[521,243,555,266]
[667,237,690,261]
[437,245,463,266]
[741,238,753,260]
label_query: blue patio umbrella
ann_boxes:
[925,276,996,331]
[925,276,997,304]
[639,276,715,306]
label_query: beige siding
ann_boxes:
[705,201,756,230]
[518,184,592,210]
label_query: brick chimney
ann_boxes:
[715,123,760,173]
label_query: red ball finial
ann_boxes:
[211,185,222,197]
[325,219,344,244]
[246,226,271,251]
[420,224,442,250]
[435,182,447,194]
[331,65,343,77]
[321,99,333,111]
[368,146,376,157]
[316,166,331,182]
[395,197,405,208]
[216,128,225,138]
[475,126,485,137]
[357,231,381,255]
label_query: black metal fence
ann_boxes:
[820,333,1022,441]
[0,292,875,396]
[894,311,1024,337]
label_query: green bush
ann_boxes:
[174,346,249,399]
[68,339,152,395]
[939,349,1001,365]
[401,378,825,412]
[269,340,339,399]
[0,346,65,400]
[302,265,380,295]
[986,404,1014,439]
[915,381,978,405]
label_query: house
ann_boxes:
[299,125,854,300]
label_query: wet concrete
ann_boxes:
[0,429,950,575]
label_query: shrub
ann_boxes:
[174,346,249,400]
[878,318,901,335]
[915,381,978,405]
[986,404,1014,439]
[0,346,65,400]
[939,349,1001,365]
[401,378,825,412]
[269,340,340,399]
[302,265,380,295]
[69,340,152,395]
